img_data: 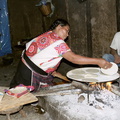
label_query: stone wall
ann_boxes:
[7,0,118,74]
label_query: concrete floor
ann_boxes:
[0,104,52,120]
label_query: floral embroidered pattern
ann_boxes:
[26,42,38,56]
[50,32,61,40]
[55,43,69,55]
[36,37,50,49]
[35,31,61,50]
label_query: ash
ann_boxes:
[85,89,120,109]
[47,89,120,120]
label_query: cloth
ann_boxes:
[10,59,54,92]
[23,54,54,92]
[110,32,120,55]
[10,60,31,88]
[25,31,71,73]
[23,51,47,75]
[22,52,54,91]
[32,71,53,92]
[5,84,34,98]
[10,60,53,92]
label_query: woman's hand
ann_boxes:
[97,58,112,69]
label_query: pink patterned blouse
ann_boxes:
[25,31,71,73]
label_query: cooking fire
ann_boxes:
[71,79,120,108]
[44,80,120,120]
[89,82,112,90]
[34,67,120,120]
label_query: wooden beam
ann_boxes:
[110,84,120,96]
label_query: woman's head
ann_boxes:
[49,19,70,30]
[49,19,70,40]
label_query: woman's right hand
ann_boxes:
[97,58,112,69]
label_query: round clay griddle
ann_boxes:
[66,67,120,83]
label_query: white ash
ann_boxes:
[47,89,120,120]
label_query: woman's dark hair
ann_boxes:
[49,19,70,30]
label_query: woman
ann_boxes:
[10,19,112,92]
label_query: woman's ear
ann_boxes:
[56,25,62,30]
[53,25,62,33]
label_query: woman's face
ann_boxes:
[54,25,70,40]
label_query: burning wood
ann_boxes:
[34,80,120,97]
[95,81,120,97]
[71,80,120,105]
[34,81,96,96]
[105,82,112,90]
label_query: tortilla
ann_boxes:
[84,73,98,78]
[82,78,98,82]
[69,75,84,79]
[10,87,27,93]
[71,70,85,74]
[101,62,118,75]
[85,68,100,73]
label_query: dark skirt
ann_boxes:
[10,60,32,88]
[10,60,54,92]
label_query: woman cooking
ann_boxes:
[10,19,112,91]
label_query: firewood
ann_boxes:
[110,84,120,96]
[71,81,94,92]
[33,84,77,96]
[34,89,82,96]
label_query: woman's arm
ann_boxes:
[62,51,112,69]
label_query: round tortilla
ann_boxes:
[84,73,98,78]
[101,62,118,75]
[82,78,98,82]
[69,75,84,79]
[85,68,100,73]
[71,70,85,74]
[10,87,27,93]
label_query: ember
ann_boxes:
[106,82,112,90]
[89,81,112,90]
